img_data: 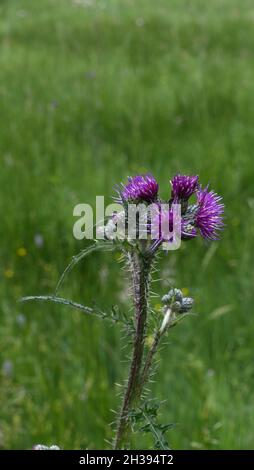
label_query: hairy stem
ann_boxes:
[114,250,151,449]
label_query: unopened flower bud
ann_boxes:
[162,294,171,305]
[162,288,182,306]
[179,297,194,313]
[172,288,183,303]
[172,300,182,312]
[161,288,194,316]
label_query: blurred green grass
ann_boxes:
[1,0,254,449]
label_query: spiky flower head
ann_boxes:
[195,186,224,240]
[150,204,195,248]
[113,174,224,248]
[150,204,178,242]
[120,174,159,203]
[170,174,199,201]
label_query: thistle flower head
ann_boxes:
[195,186,224,240]
[150,204,176,242]
[170,174,199,201]
[119,174,159,203]
[112,174,224,250]
[150,204,195,244]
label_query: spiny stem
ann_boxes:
[138,308,172,394]
[114,250,151,449]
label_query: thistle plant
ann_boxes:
[21,173,224,450]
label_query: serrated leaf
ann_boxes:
[19,294,127,326]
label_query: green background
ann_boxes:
[1,0,254,449]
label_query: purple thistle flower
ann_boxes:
[151,205,175,241]
[119,174,159,203]
[195,186,224,240]
[150,204,195,244]
[171,175,199,201]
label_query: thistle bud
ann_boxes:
[179,297,194,313]
[172,288,183,303]
[162,294,171,305]
[172,300,182,312]
[161,288,194,316]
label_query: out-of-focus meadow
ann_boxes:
[1,0,254,449]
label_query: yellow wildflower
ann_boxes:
[17,247,27,257]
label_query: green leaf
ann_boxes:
[19,294,126,325]
[129,399,173,450]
